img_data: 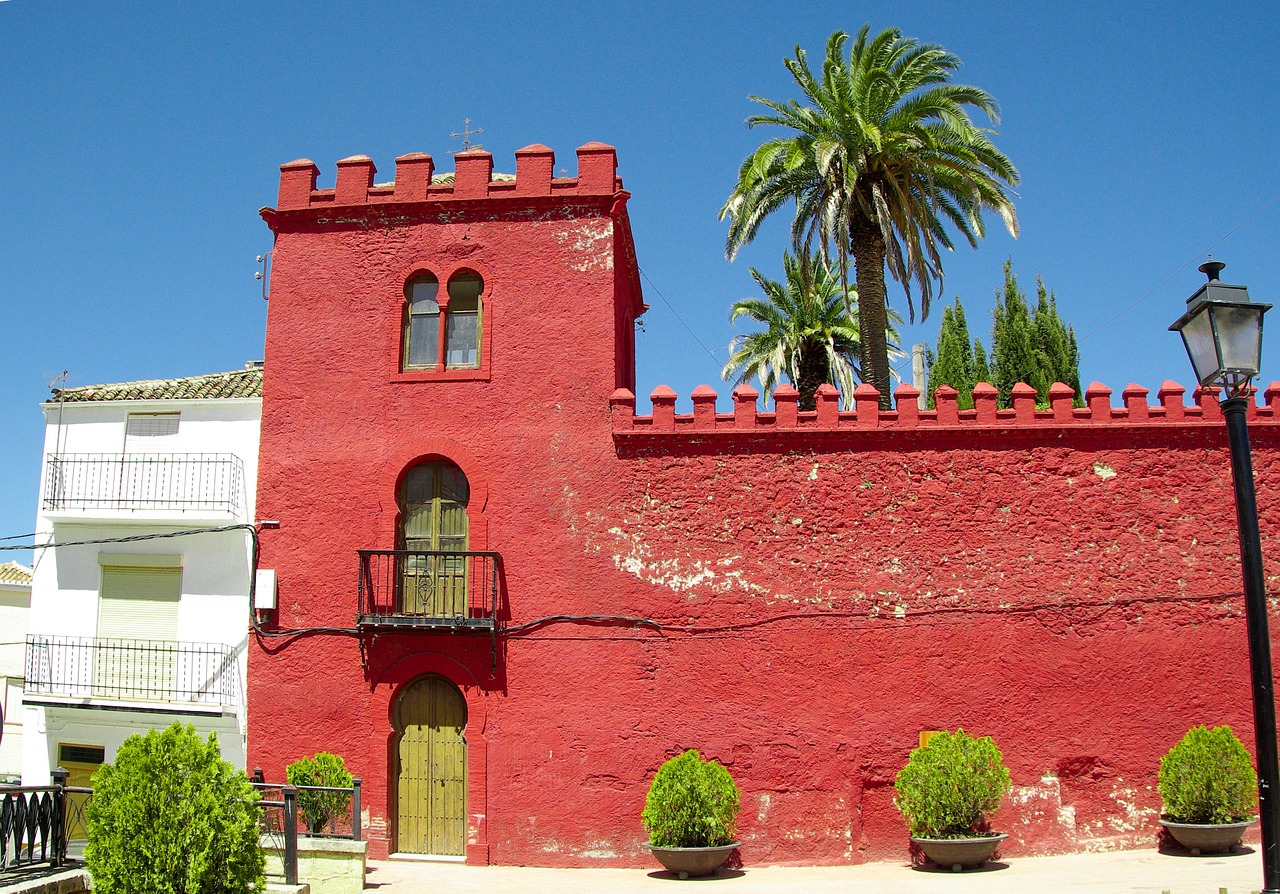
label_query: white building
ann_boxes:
[0,561,33,783]
[21,365,261,788]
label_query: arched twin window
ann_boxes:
[403,270,484,371]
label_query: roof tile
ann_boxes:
[52,366,263,403]
[0,561,32,586]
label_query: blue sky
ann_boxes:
[1,1,1277,551]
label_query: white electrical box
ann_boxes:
[255,569,277,610]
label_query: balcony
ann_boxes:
[42,453,247,520]
[23,635,242,713]
[357,550,500,630]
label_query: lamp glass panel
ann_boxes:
[1179,306,1221,384]
[1212,303,1265,375]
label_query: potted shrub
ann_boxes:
[894,729,1012,871]
[286,752,355,834]
[1159,725,1257,855]
[641,749,741,878]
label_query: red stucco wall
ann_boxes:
[250,144,1280,867]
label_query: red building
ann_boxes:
[250,142,1280,866]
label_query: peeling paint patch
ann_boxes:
[603,525,764,595]
[554,221,614,271]
[1093,462,1117,480]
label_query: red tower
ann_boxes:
[252,143,643,862]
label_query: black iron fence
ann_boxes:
[252,771,362,886]
[43,453,246,515]
[255,784,299,886]
[0,770,73,874]
[250,771,362,841]
[25,635,241,708]
[358,550,500,627]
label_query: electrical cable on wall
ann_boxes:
[6,524,1260,646]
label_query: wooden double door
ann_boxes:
[394,675,467,856]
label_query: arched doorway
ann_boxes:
[393,675,468,856]
[399,460,470,617]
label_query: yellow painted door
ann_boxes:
[395,676,467,855]
[57,743,104,842]
[399,463,469,617]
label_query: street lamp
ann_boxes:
[1171,259,1279,892]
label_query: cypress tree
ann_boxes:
[989,261,1083,407]
[927,298,978,409]
[990,260,1039,407]
[973,339,991,385]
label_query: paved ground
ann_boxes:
[365,849,1265,893]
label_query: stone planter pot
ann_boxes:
[644,842,739,878]
[1160,819,1254,855]
[911,833,1007,871]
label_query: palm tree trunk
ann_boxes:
[849,212,892,410]
[796,342,830,411]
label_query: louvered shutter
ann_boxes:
[96,566,180,700]
[98,567,180,640]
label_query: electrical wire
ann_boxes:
[1078,188,1280,344]
[638,267,725,372]
[11,526,1251,645]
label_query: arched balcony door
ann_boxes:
[398,461,469,617]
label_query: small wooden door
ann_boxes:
[58,743,104,842]
[394,676,467,856]
[399,463,469,617]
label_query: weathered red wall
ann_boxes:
[250,143,1280,868]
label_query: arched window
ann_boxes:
[398,461,470,616]
[444,270,483,369]
[403,274,440,370]
[401,270,485,372]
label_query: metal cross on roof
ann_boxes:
[450,118,484,153]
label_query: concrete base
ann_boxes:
[262,835,367,894]
[0,868,91,894]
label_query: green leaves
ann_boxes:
[1159,725,1257,824]
[722,252,903,410]
[287,752,355,834]
[84,723,263,894]
[641,749,740,848]
[990,261,1082,408]
[893,730,1011,839]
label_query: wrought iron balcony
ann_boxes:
[357,550,500,629]
[24,635,242,710]
[42,453,246,516]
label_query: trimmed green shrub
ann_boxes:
[894,729,1012,839]
[1159,725,1257,824]
[641,749,740,848]
[85,722,263,894]
[286,752,355,834]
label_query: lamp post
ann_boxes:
[1171,259,1279,892]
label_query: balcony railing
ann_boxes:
[358,550,500,629]
[24,635,242,709]
[43,453,246,515]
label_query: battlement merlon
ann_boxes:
[610,380,1280,437]
[263,142,623,214]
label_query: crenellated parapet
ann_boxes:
[610,380,1280,438]
[271,142,623,212]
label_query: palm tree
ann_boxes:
[721,26,1019,408]
[722,253,899,411]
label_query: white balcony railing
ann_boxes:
[43,453,246,516]
[24,635,241,710]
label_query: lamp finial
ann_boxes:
[1200,259,1226,282]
